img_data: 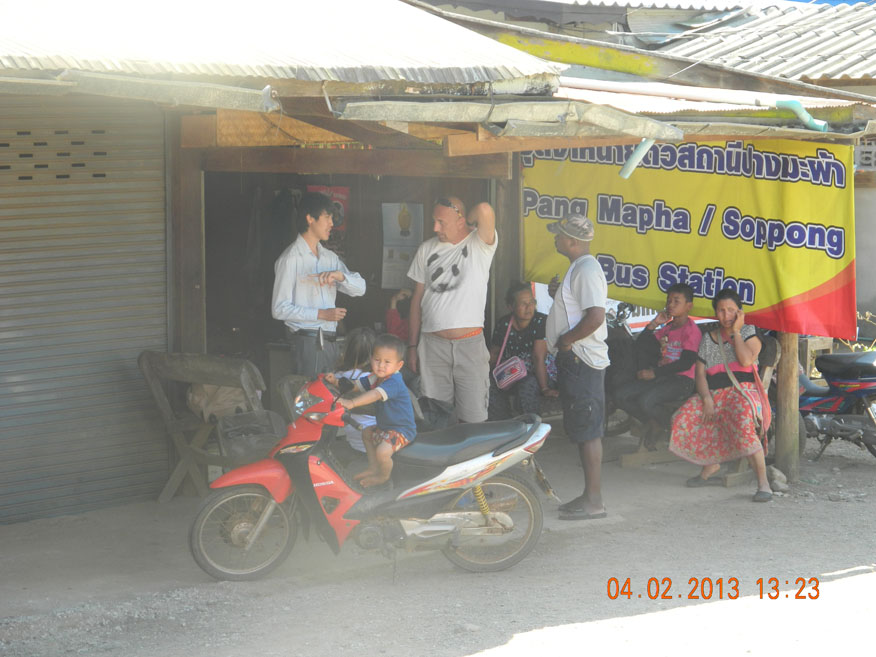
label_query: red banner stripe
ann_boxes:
[746,261,857,339]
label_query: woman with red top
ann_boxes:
[669,288,773,502]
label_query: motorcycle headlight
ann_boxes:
[292,388,323,420]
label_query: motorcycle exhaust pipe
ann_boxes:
[398,520,459,549]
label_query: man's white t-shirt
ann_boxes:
[545,254,610,370]
[407,229,498,333]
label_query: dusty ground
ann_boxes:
[1,429,875,657]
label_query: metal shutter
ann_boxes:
[0,95,169,523]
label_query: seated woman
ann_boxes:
[488,282,558,420]
[669,288,773,502]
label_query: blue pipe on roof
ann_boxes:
[619,138,656,179]
[775,100,829,132]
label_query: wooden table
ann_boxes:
[799,336,833,378]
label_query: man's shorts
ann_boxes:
[418,332,490,423]
[364,428,411,453]
[556,350,606,443]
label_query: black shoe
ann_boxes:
[558,493,587,513]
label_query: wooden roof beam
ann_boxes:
[203,147,512,179]
[445,130,643,156]
[287,115,441,150]
[181,110,355,148]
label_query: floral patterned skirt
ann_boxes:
[669,383,764,466]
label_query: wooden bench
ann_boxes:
[138,350,267,502]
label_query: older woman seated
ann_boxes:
[669,288,773,502]
[488,282,558,420]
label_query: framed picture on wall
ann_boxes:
[381,203,423,289]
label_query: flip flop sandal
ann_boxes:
[686,475,722,488]
[752,490,773,503]
[558,509,607,521]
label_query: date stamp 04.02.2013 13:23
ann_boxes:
[607,577,820,601]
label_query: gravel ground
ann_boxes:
[2,434,875,657]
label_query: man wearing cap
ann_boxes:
[545,213,610,520]
[272,191,366,377]
[407,197,497,423]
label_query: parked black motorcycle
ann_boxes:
[603,302,636,436]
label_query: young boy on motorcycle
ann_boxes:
[327,334,417,487]
[614,283,701,448]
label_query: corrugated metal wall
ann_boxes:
[0,95,169,523]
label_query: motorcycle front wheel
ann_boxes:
[441,471,543,573]
[189,485,297,581]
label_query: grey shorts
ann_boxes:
[556,350,606,443]
[418,332,490,423]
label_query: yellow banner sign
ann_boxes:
[522,139,856,338]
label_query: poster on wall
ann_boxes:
[381,202,423,289]
[521,140,857,338]
[307,185,349,259]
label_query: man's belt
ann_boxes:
[289,328,337,342]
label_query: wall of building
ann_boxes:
[854,185,876,338]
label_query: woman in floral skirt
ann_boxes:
[669,288,773,502]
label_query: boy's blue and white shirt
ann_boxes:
[350,371,416,441]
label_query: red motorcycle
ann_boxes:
[189,375,555,580]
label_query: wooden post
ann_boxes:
[776,331,799,481]
[168,115,207,353]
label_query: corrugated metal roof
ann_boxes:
[556,80,863,114]
[660,2,876,81]
[435,0,791,11]
[0,0,559,85]
[555,80,874,141]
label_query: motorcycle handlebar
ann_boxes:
[343,413,365,431]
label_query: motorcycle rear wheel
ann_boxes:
[441,471,543,573]
[189,485,297,581]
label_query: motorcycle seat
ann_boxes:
[799,374,831,397]
[815,351,876,379]
[394,420,529,467]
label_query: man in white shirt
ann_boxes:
[407,197,497,422]
[545,213,609,520]
[272,192,366,377]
